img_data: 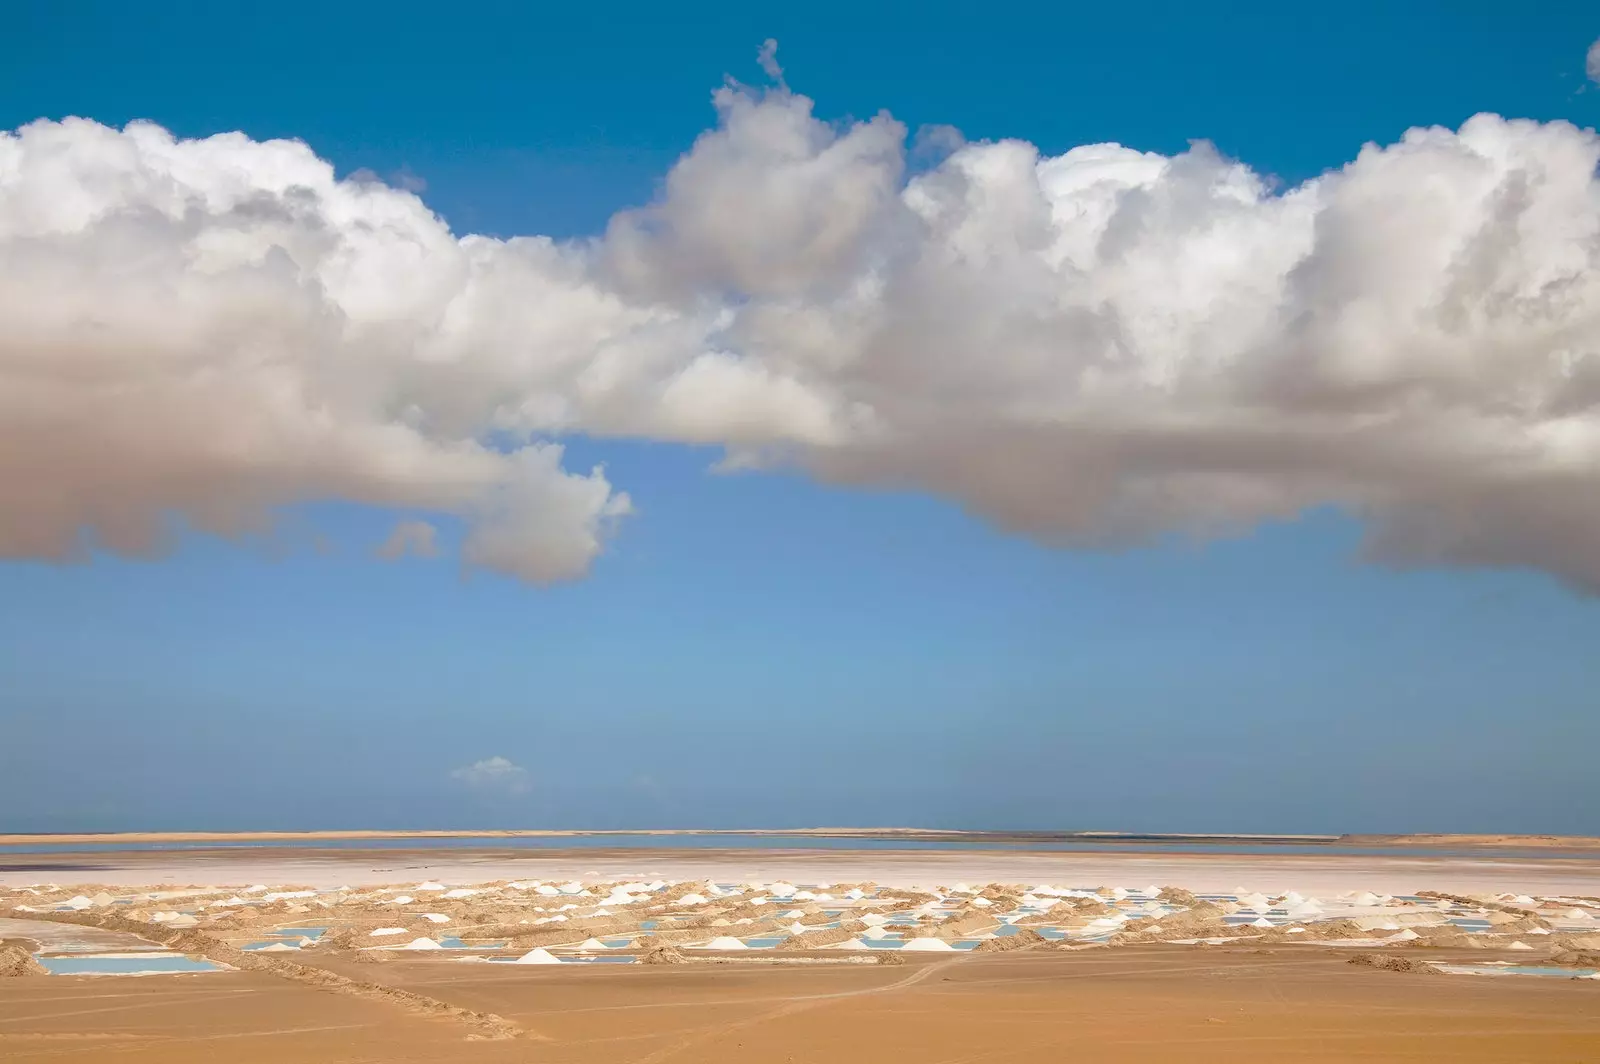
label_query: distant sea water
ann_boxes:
[2,833,1595,860]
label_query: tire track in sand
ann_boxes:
[633,956,963,1064]
[11,911,532,1041]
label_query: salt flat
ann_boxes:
[3,845,1597,1062]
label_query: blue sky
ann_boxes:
[2,1,1598,833]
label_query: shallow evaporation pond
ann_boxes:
[39,953,225,976]
[1435,964,1599,979]
[486,956,636,965]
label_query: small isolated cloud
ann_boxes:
[1588,37,1600,85]
[451,756,530,794]
[757,38,784,85]
[375,519,440,560]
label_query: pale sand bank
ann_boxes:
[5,846,1599,894]
[5,829,1598,849]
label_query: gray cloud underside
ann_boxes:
[3,83,1599,586]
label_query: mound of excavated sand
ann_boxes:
[640,943,687,965]
[1552,950,1600,967]
[1348,953,1439,974]
[0,943,47,977]
[975,929,1046,953]
[1113,903,1234,942]
[349,948,392,964]
[775,927,857,951]
[875,950,906,965]
[1399,930,1484,949]
[316,928,367,951]
[1281,919,1368,941]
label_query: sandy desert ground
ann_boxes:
[4,946,1600,1063]
[2,846,1597,1063]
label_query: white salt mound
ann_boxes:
[402,937,443,951]
[1508,941,1534,951]
[421,913,450,923]
[370,928,406,936]
[514,948,562,965]
[903,938,956,951]
[702,936,749,950]
[577,938,609,951]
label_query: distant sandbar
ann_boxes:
[4,828,1598,851]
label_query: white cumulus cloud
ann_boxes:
[5,70,1600,588]
[450,756,530,793]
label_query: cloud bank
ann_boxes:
[4,76,1600,586]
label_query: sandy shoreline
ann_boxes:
[6,844,1600,895]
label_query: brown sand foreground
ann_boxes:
[3,948,1598,1063]
[7,846,1600,895]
